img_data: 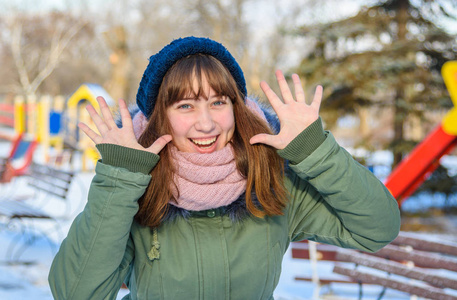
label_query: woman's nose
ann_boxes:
[195,109,215,132]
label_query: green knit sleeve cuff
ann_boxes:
[96,144,160,174]
[277,117,326,165]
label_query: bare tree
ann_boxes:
[1,11,92,96]
[13,21,86,96]
[0,0,327,105]
[103,26,132,102]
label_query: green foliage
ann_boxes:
[413,164,457,213]
[415,165,457,196]
[295,0,457,166]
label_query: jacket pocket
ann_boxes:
[272,242,282,285]
[133,260,163,300]
[263,241,282,299]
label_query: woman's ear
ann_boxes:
[245,97,267,122]
[132,110,148,140]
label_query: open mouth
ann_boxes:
[190,136,217,149]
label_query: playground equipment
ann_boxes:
[5,95,66,163]
[0,99,33,140]
[385,61,457,206]
[0,103,14,129]
[0,133,37,183]
[65,83,115,170]
[0,102,15,141]
[0,83,114,171]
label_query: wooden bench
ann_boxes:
[291,231,457,299]
[291,240,354,285]
[0,162,75,261]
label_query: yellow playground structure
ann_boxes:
[65,84,115,170]
[2,83,115,171]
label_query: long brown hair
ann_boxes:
[135,54,287,227]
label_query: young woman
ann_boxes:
[49,36,400,299]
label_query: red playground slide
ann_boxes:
[384,61,457,206]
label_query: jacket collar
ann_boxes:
[163,192,260,223]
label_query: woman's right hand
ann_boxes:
[78,96,172,154]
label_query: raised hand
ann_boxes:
[250,70,323,149]
[78,96,172,154]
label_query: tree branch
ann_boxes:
[10,22,32,94]
[29,20,87,94]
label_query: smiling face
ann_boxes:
[152,54,241,154]
[166,75,235,153]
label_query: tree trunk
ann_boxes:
[393,89,406,167]
[358,106,370,139]
[392,0,409,167]
[104,26,131,102]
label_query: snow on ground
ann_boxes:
[1,141,456,300]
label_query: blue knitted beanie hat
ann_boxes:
[136,36,247,119]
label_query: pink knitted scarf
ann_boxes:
[169,145,246,211]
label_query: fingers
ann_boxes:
[85,96,119,135]
[78,122,101,144]
[118,99,133,129]
[311,85,323,112]
[275,70,294,104]
[250,133,285,149]
[147,134,173,154]
[260,81,283,112]
[263,71,308,106]
[85,104,110,135]
[292,74,306,103]
[250,133,270,145]
[97,96,116,129]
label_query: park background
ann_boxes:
[0,0,457,299]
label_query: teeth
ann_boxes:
[191,137,217,146]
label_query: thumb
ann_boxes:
[147,135,172,154]
[250,133,276,147]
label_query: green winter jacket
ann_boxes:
[48,120,400,300]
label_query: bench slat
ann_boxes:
[393,232,457,256]
[0,200,50,219]
[30,163,73,179]
[0,162,77,261]
[291,243,340,261]
[0,163,75,221]
[291,234,457,298]
[28,182,68,199]
[28,174,71,190]
[336,248,457,290]
[295,276,355,284]
[24,163,74,200]
[334,265,457,300]
[374,244,457,272]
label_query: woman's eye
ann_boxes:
[178,104,192,109]
[213,100,226,106]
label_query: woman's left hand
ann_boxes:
[250,70,323,149]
